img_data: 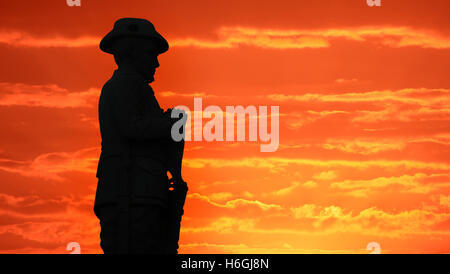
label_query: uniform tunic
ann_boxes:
[94,68,173,215]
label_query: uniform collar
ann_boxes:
[112,68,150,84]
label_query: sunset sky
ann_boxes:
[0,0,449,253]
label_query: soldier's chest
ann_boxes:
[135,85,163,115]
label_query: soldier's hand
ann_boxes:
[168,177,188,192]
[163,108,173,117]
[175,179,188,192]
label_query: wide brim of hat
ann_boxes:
[99,31,169,55]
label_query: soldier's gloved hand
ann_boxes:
[168,177,188,192]
[163,107,172,115]
[175,179,188,192]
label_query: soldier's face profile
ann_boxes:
[133,38,160,83]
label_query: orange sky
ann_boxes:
[0,0,449,253]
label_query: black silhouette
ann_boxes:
[94,18,188,254]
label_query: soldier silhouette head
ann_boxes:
[100,18,169,83]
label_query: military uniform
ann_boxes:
[95,18,187,254]
[94,69,173,209]
[94,68,173,253]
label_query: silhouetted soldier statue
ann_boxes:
[94,18,188,254]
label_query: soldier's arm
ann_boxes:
[110,81,173,141]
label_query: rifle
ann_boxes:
[163,108,189,254]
